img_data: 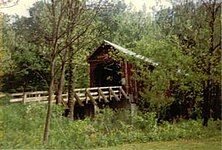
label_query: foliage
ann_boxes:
[133,32,188,116]
[130,0,221,123]
[0,99,221,149]
[1,14,50,92]
[96,0,152,49]
[153,0,221,124]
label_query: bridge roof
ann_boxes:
[88,40,158,66]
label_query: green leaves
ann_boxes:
[131,1,221,119]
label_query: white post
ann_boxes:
[22,92,27,104]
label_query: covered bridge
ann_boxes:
[87,40,157,110]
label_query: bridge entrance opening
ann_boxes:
[94,61,122,87]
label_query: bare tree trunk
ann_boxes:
[202,79,212,127]
[43,58,55,143]
[67,46,75,120]
[56,60,66,104]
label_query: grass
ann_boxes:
[99,135,222,150]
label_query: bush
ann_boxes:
[132,112,157,132]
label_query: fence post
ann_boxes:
[22,92,27,104]
[109,87,111,100]
[38,93,41,102]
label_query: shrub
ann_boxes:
[132,112,157,132]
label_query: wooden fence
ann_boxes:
[10,86,129,105]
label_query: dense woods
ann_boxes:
[0,0,221,148]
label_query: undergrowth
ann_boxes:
[0,96,221,149]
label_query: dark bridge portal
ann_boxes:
[94,61,122,87]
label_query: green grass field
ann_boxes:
[99,135,222,150]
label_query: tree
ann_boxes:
[31,0,105,143]
[1,4,50,92]
[135,27,194,119]
[0,13,4,89]
[97,0,151,48]
[152,0,221,124]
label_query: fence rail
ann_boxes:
[10,86,129,105]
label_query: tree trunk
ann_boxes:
[67,46,75,120]
[202,1,217,127]
[43,58,55,143]
[202,80,211,127]
[56,61,66,104]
